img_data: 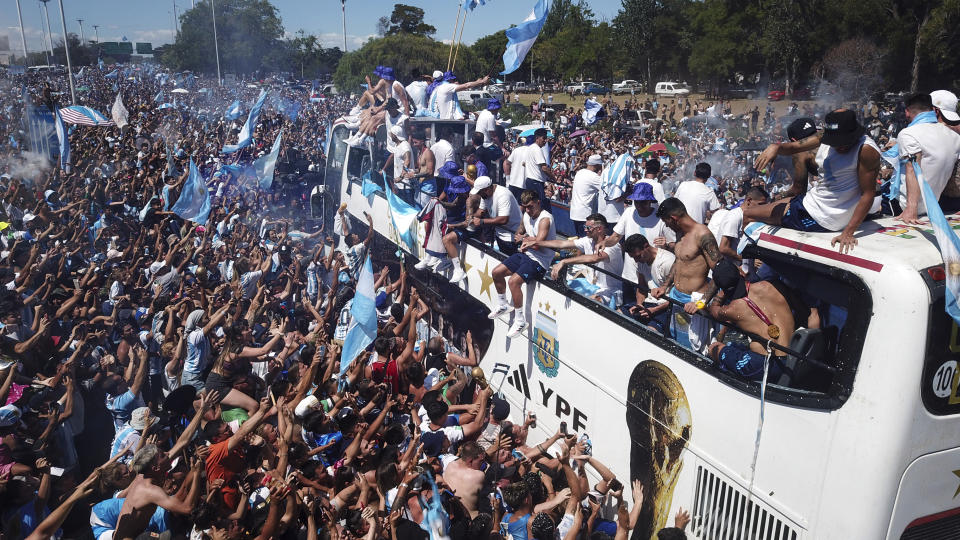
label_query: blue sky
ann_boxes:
[2,0,623,54]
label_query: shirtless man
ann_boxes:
[706,259,819,381]
[113,445,203,540]
[443,441,487,517]
[651,197,722,353]
[411,131,436,180]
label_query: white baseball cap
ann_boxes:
[432,70,443,79]
[470,175,493,195]
[587,154,603,166]
[389,124,405,140]
[295,395,321,418]
[931,90,960,123]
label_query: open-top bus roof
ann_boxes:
[746,213,953,275]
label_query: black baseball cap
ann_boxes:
[385,98,400,110]
[712,259,747,305]
[820,109,864,148]
[786,117,817,141]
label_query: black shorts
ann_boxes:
[718,343,784,381]
[502,253,546,283]
[780,195,829,233]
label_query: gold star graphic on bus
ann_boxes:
[953,470,960,498]
[463,261,473,275]
[478,261,495,300]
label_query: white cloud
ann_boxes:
[313,32,375,50]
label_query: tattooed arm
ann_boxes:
[699,230,723,306]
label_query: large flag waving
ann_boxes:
[54,108,70,173]
[382,172,419,252]
[915,160,960,325]
[112,92,129,130]
[171,159,211,224]
[224,100,243,120]
[600,152,634,202]
[339,256,378,382]
[466,0,489,10]
[583,98,604,125]
[254,129,283,190]
[501,0,551,75]
[223,89,268,154]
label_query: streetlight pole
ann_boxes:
[92,24,99,43]
[211,0,222,86]
[56,0,76,104]
[40,0,55,58]
[340,0,347,52]
[15,0,29,66]
[76,18,84,44]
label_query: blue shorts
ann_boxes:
[718,343,784,381]
[502,253,546,283]
[780,195,829,233]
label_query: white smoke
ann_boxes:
[7,151,52,183]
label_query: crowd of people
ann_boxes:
[0,62,701,540]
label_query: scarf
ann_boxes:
[885,110,938,199]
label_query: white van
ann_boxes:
[655,81,690,97]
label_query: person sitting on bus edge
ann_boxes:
[521,213,623,306]
[344,67,397,147]
[891,93,960,223]
[705,259,821,382]
[622,234,674,333]
[651,197,721,354]
[778,117,820,201]
[443,176,524,283]
[749,109,883,254]
[384,125,415,202]
[489,190,557,338]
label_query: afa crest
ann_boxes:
[534,307,559,377]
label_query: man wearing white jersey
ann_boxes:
[894,93,960,223]
[708,187,768,264]
[489,190,556,338]
[430,71,489,120]
[603,183,675,298]
[569,154,604,236]
[750,109,883,253]
[673,162,720,224]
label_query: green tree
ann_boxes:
[163,0,285,75]
[614,0,659,90]
[385,4,436,37]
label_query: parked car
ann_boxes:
[654,81,690,97]
[612,80,642,94]
[565,81,596,95]
[583,83,610,95]
[457,90,493,108]
[622,109,656,125]
[722,85,758,99]
[769,86,812,101]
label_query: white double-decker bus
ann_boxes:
[324,119,960,539]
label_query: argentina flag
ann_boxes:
[501,0,551,75]
[224,100,243,120]
[171,159,211,224]
[253,129,283,190]
[915,160,960,325]
[339,256,378,382]
[583,98,603,125]
[223,89,268,154]
[466,0,489,9]
[382,171,420,253]
[600,152,634,202]
[54,108,70,172]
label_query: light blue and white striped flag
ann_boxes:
[339,256,378,381]
[583,98,603,125]
[466,0,489,10]
[600,152,634,202]
[254,129,283,190]
[915,160,960,325]
[54,108,70,173]
[224,100,243,120]
[222,89,268,154]
[500,0,551,75]
[171,159,211,224]
[383,172,420,252]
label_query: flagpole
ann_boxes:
[341,0,347,52]
[211,0,222,86]
[56,0,76,104]
[15,0,29,67]
[447,1,463,72]
[451,9,468,73]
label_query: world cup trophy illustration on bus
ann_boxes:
[626,360,692,539]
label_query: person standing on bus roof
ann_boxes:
[673,162,720,224]
[489,190,557,338]
[568,155,604,237]
[749,109,883,253]
[476,98,501,146]
[651,198,722,354]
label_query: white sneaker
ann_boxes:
[432,258,452,273]
[346,134,365,148]
[414,257,432,271]
[450,267,467,283]
[508,320,529,338]
[488,304,511,319]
